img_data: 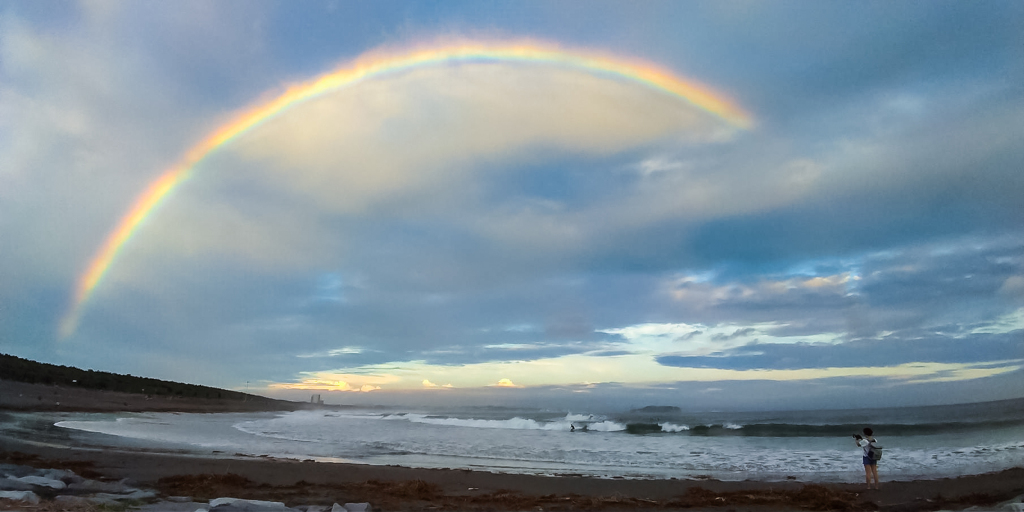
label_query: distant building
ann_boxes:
[310,394,323,405]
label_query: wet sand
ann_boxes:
[2,381,1022,511]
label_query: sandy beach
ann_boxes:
[2,381,1023,511]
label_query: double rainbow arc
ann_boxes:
[59,41,753,338]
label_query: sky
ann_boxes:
[1,0,1022,411]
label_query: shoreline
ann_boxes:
[23,408,1012,486]
[2,428,1023,511]
[3,383,1024,510]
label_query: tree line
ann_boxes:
[0,353,266,401]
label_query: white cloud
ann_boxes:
[886,361,1023,384]
[666,272,855,310]
[600,320,838,357]
[971,308,1024,335]
[268,371,398,392]
[632,156,689,177]
[295,346,365,358]
[264,353,1022,391]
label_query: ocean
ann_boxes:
[8,398,1023,482]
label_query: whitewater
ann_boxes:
[36,398,1024,482]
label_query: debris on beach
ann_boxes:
[0,463,372,512]
[0,490,39,504]
[1,463,152,508]
[3,452,1022,512]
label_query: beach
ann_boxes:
[2,381,1023,511]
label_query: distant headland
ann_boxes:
[0,353,320,412]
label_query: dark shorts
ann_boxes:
[863,456,876,466]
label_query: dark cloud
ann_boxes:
[588,350,633,357]
[671,234,1023,334]
[701,2,1024,125]
[858,241,1021,307]
[689,143,1023,272]
[657,330,1023,371]
[675,330,703,341]
[711,327,756,341]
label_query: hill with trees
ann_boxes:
[1,353,264,402]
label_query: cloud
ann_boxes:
[262,337,1022,393]
[632,156,688,177]
[1000,276,1024,298]
[118,61,748,272]
[0,1,278,344]
[3,2,1022,410]
[296,346,365,358]
[268,371,398,392]
[423,379,452,388]
[667,272,856,313]
[689,85,1024,266]
[711,327,756,341]
[656,330,1024,371]
[601,320,837,359]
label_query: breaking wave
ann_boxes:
[660,422,690,432]
[385,412,626,432]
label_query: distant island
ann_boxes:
[632,405,681,413]
[0,353,316,412]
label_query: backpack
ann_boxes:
[868,441,883,461]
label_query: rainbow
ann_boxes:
[58,40,753,338]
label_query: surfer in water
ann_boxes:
[570,424,575,432]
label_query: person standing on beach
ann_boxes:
[856,427,880,489]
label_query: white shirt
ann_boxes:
[858,437,878,457]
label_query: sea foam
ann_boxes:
[659,422,690,432]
